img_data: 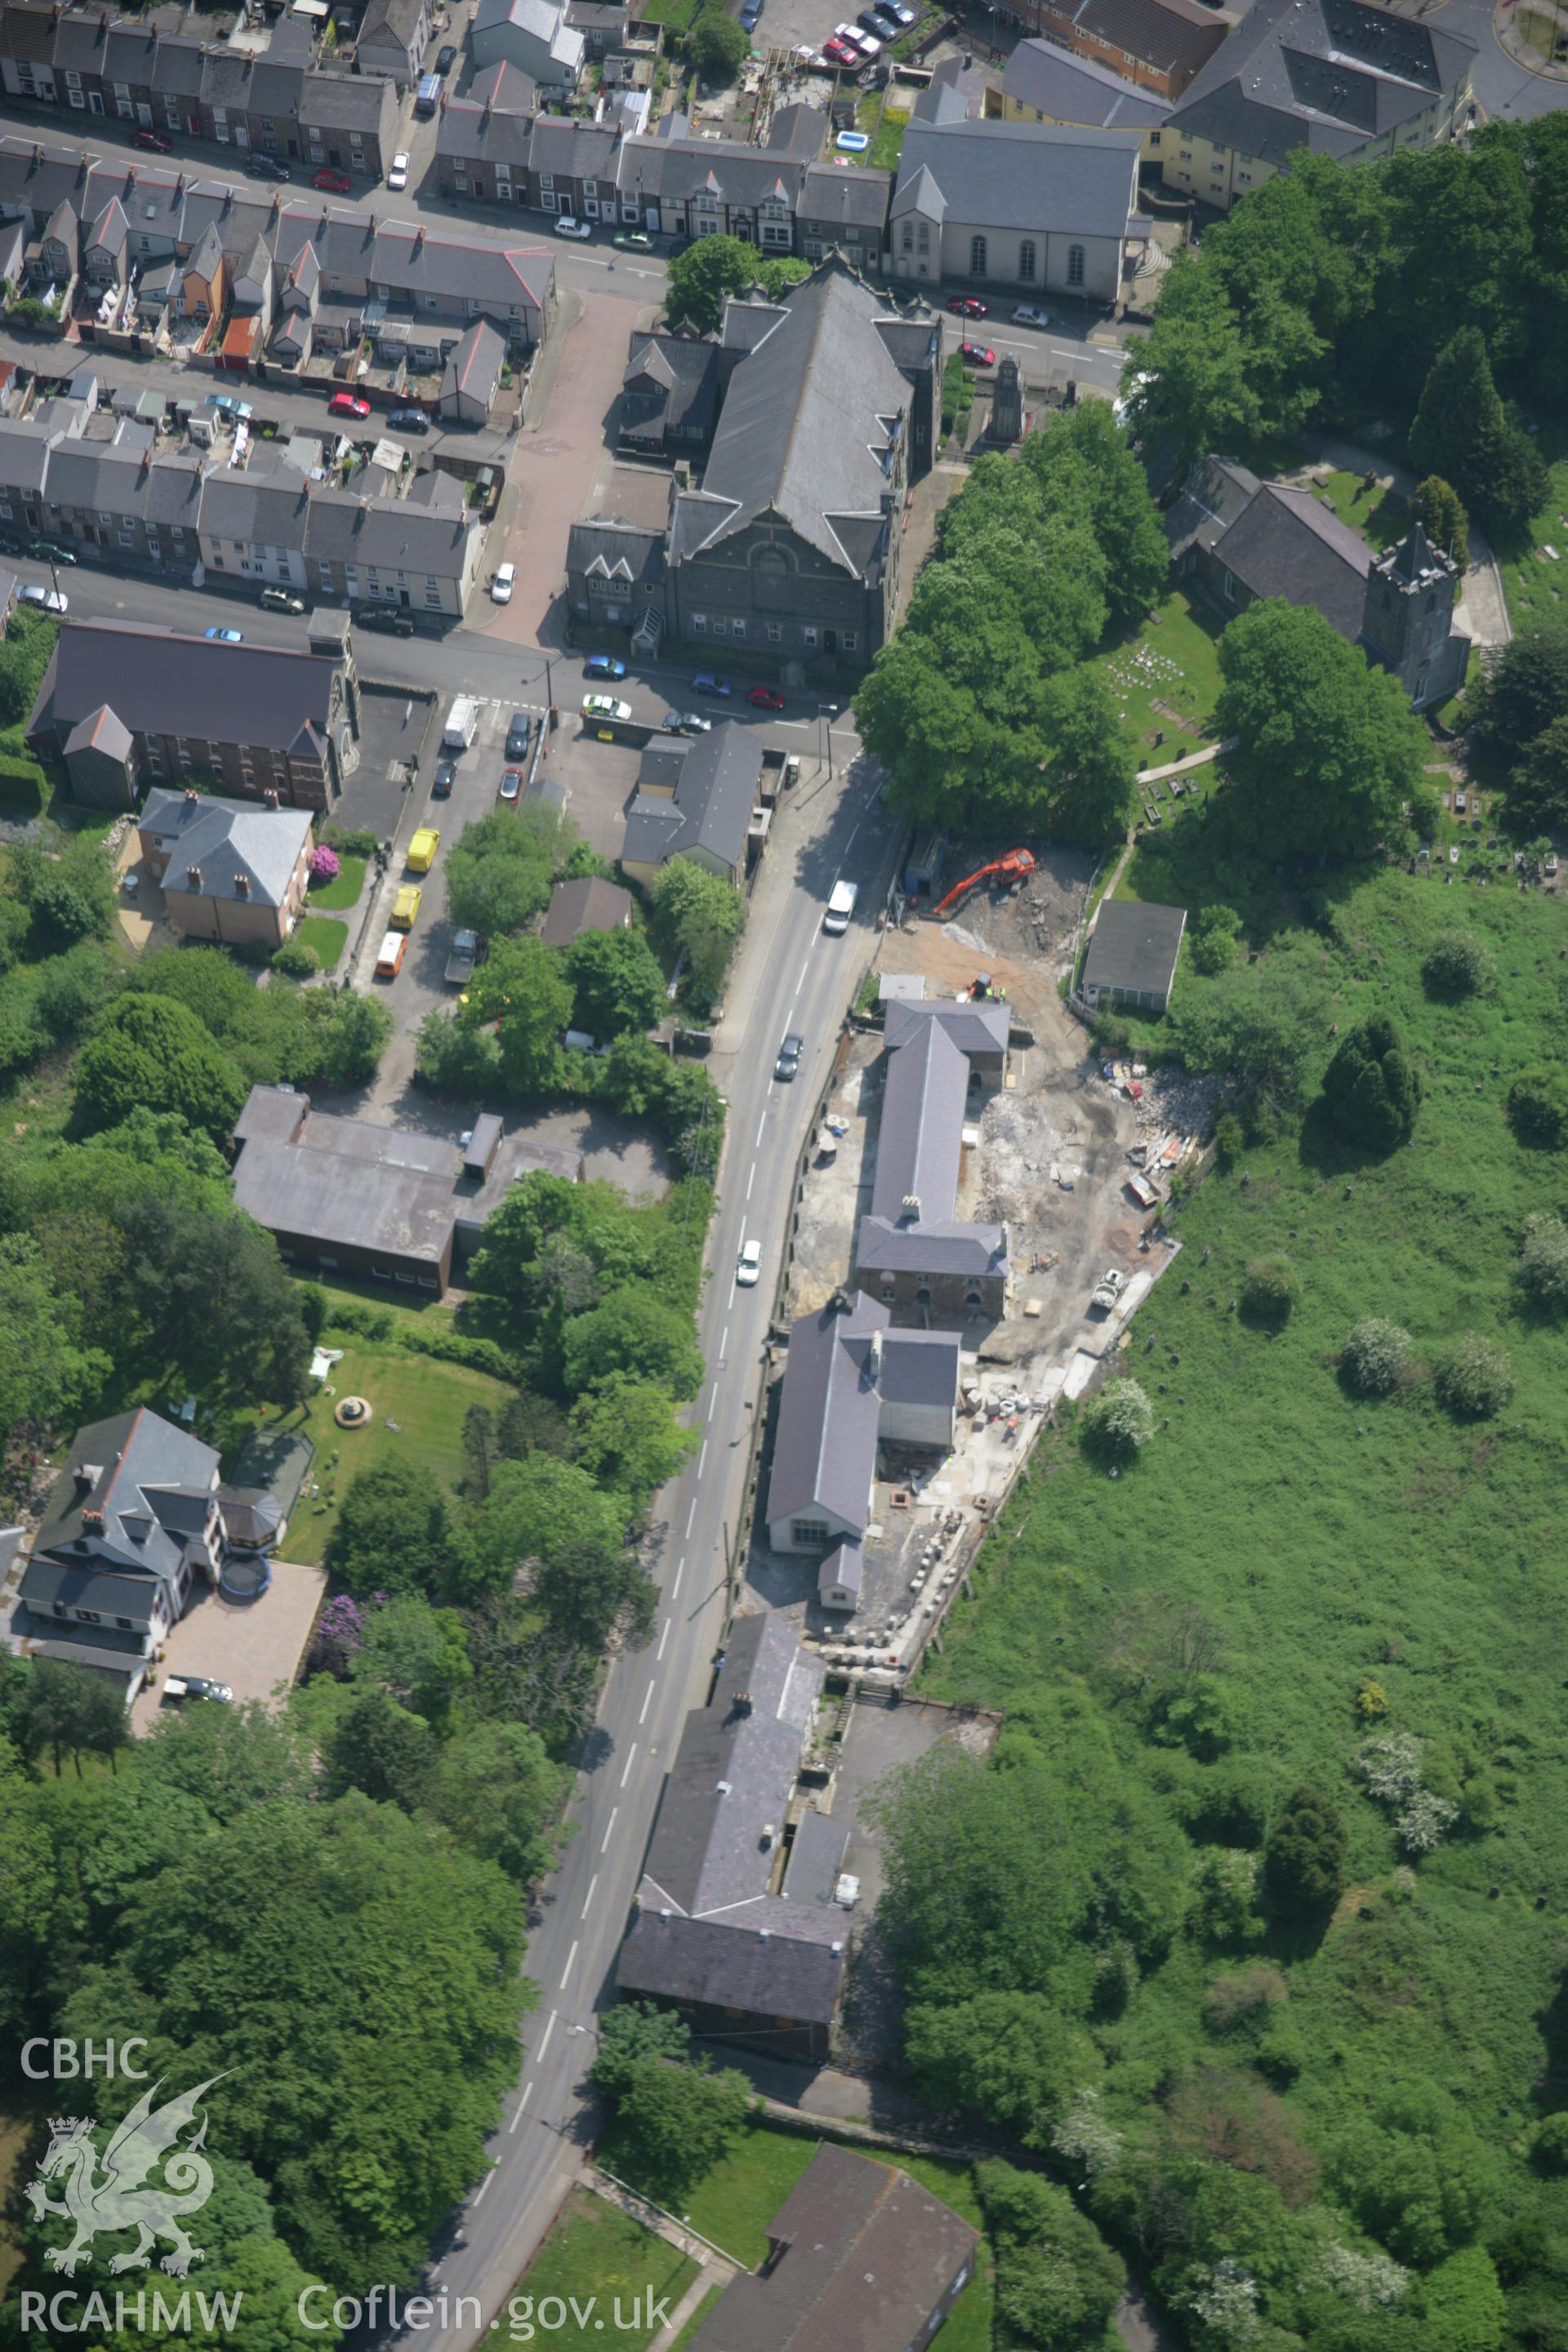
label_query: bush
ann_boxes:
[1422,930,1490,1000]
[1533,2114,1568,2176]
[1340,1318,1412,1396]
[325,1298,396,1342]
[1508,1065,1568,1149]
[1214,1111,1245,1161]
[1241,1255,1300,1329]
[1189,903,1241,977]
[1204,1963,1287,2032]
[1321,1013,1422,1152]
[1518,1214,1568,1315]
[688,2,748,81]
[1263,1785,1347,1918]
[270,938,319,980]
[309,844,341,885]
[1079,1378,1154,1466]
[321,825,381,858]
[401,1325,519,1382]
[1434,1333,1514,1419]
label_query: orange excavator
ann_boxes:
[930,846,1036,920]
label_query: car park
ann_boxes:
[259,587,305,613]
[774,1031,804,1081]
[391,884,422,930]
[312,166,352,194]
[204,626,243,644]
[491,561,516,604]
[586,653,627,679]
[21,585,67,612]
[662,710,711,734]
[1012,304,1050,326]
[555,216,593,239]
[947,293,987,317]
[163,1676,232,1704]
[693,672,732,697]
[746,685,786,711]
[432,759,457,798]
[960,340,996,367]
[500,768,523,802]
[328,391,372,420]
[247,154,290,180]
[582,693,631,721]
[134,127,173,154]
[387,407,430,433]
[407,828,440,874]
[387,152,410,191]
[505,714,531,759]
[736,1238,764,1287]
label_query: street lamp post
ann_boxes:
[817,702,839,780]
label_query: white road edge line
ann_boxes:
[639,1678,655,1725]
[620,1741,638,1788]
[559,1940,578,1989]
[600,1806,618,1853]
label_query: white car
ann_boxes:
[836,19,880,48]
[1013,304,1050,327]
[21,583,67,612]
[736,1237,763,1287]
[491,561,515,604]
[387,151,410,191]
[554,216,593,239]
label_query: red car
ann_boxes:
[312,166,353,194]
[822,37,859,62]
[959,340,996,368]
[746,685,786,712]
[947,294,988,318]
[328,391,372,421]
[133,128,173,154]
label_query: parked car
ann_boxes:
[822,36,859,62]
[387,151,410,192]
[204,626,243,644]
[837,20,881,51]
[163,1676,232,1704]
[959,339,996,367]
[613,229,654,252]
[875,0,915,22]
[134,127,173,154]
[554,216,593,239]
[491,561,515,604]
[387,407,430,433]
[1012,303,1049,327]
[662,710,711,734]
[746,685,786,711]
[741,0,762,27]
[500,768,523,802]
[432,758,457,798]
[445,928,480,986]
[774,1031,804,1081]
[21,585,67,612]
[505,713,531,760]
[259,587,305,613]
[947,293,987,317]
[38,541,77,564]
[436,42,457,69]
[736,1237,764,1287]
[692,672,732,697]
[312,166,353,194]
[857,10,887,33]
[586,653,627,679]
[356,604,415,635]
[582,693,632,721]
[328,390,372,421]
[247,153,290,180]
[391,884,423,930]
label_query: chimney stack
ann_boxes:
[263,786,280,808]
[185,862,203,889]
[233,872,249,895]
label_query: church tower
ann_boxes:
[1361,523,1468,709]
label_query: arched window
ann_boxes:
[1067,243,1085,287]
[1018,239,1036,283]
[969,234,987,278]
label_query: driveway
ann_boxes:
[131,1558,327,1733]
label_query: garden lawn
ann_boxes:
[293,914,349,969]
[1496,431,1568,631]
[1091,590,1223,768]
[1312,467,1410,552]
[219,1330,514,1565]
[510,2192,696,2349]
[928,858,1568,2243]
[305,853,367,911]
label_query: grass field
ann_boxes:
[218,1329,513,1565]
[294,914,349,968]
[1091,590,1225,768]
[305,853,367,911]
[510,2192,697,2349]
[927,857,1568,2279]
[1497,434,1568,632]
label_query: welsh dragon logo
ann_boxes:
[25,2076,227,2279]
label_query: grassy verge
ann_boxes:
[1091,589,1224,768]
[294,913,349,969]
[1496,432,1568,631]
[509,2192,697,2349]
[306,853,367,910]
[666,2284,723,2352]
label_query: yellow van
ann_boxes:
[375,929,407,978]
[391,884,422,930]
[408,827,440,873]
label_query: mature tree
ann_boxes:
[1508,711,1568,832]
[570,1374,699,1504]
[19,1657,127,1777]
[348,1595,474,1726]
[1418,2246,1508,2352]
[562,1286,704,1401]
[979,2161,1127,2352]
[1167,950,1331,1106]
[1340,1319,1412,1396]
[1422,929,1490,1000]
[1331,2087,1504,2269]
[1507,1064,1568,1149]
[591,2002,693,2098]
[1079,1377,1154,1464]
[289,988,393,1089]
[1408,327,1548,537]
[414,1007,502,1095]
[1214,600,1430,860]
[755,254,811,298]
[1434,1333,1514,1420]
[333,1459,455,1601]
[647,858,746,1005]
[612,2056,751,2205]
[118,1194,311,1404]
[1040,667,1135,849]
[1022,399,1169,629]
[323,1690,439,1812]
[662,233,755,335]
[429,1720,567,1884]
[474,937,573,1094]
[1263,1785,1347,1918]
[688,3,749,79]
[138,1696,313,1824]
[62,1793,529,2292]
[468,1170,699,1352]
[0,1234,109,1441]
[1465,621,1568,773]
[443,808,561,939]
[1320,1013,1422,1152]
[462,1454,652,1648]
[1411,476,1470,572]
[564,924,666,1041]
[905,1993,1098,2139]
[74,994,247,1140]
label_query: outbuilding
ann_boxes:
[1080,897,1187,1014]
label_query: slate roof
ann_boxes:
[670,264,906,582]
[797,161,889,234]
[1067,0,1225,77]
[1082,897,1187,998]
[529,114,621,181]
[359,0,426,56]
[780,1809,850,1906]
[29,621,340,763]
[1165,452,1261,562]
[1210,479,1373,640]
[28,1407,220,1595]
[621,327,722,442]
[767,1294,888,1532]
[687,2145,978,2352]
[541,875,633,947]
[882,996,1009,1062]
[141,786,313,910]
[853,995,1009,1285]
[1168,0,1477,166]
[439,96,537,168]
[1002,36,1174,127]
[63,706,134,766]
[441,316,506,411]
[892,117,1142,238]
[621,720,760,875]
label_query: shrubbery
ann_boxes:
[1517,1214,1568,1314]
[1508,1063,1568,1149]
[1241,1255,1300,1328]
[1079,1377,1154,1465]
[1421,929,1490,1000]
[1321,1013,1422,1152]
[1263,1785,1347,1918]
[1434,1332,1514,1419]
[1340,1318,1412,1396]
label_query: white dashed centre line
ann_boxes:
[620,1741,638,1788]
[537,2011,557,2060]
[508,2082,533,2134]
[672,1558,685,1598]
[581,1873,599,1918]
[657,1619,670,1661]
[600,1806,618,1853]
[639,1679,654,1726]
[473,2172,493,2204]
[559,1940,578,1989]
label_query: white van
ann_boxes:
[443,696,479,751]
[823,880,858,934]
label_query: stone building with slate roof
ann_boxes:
[1021,0,1225,97]
[138,785,314,949]
[620,722,763,887]
[998,38,1172,162]
[891,116,1147,302]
